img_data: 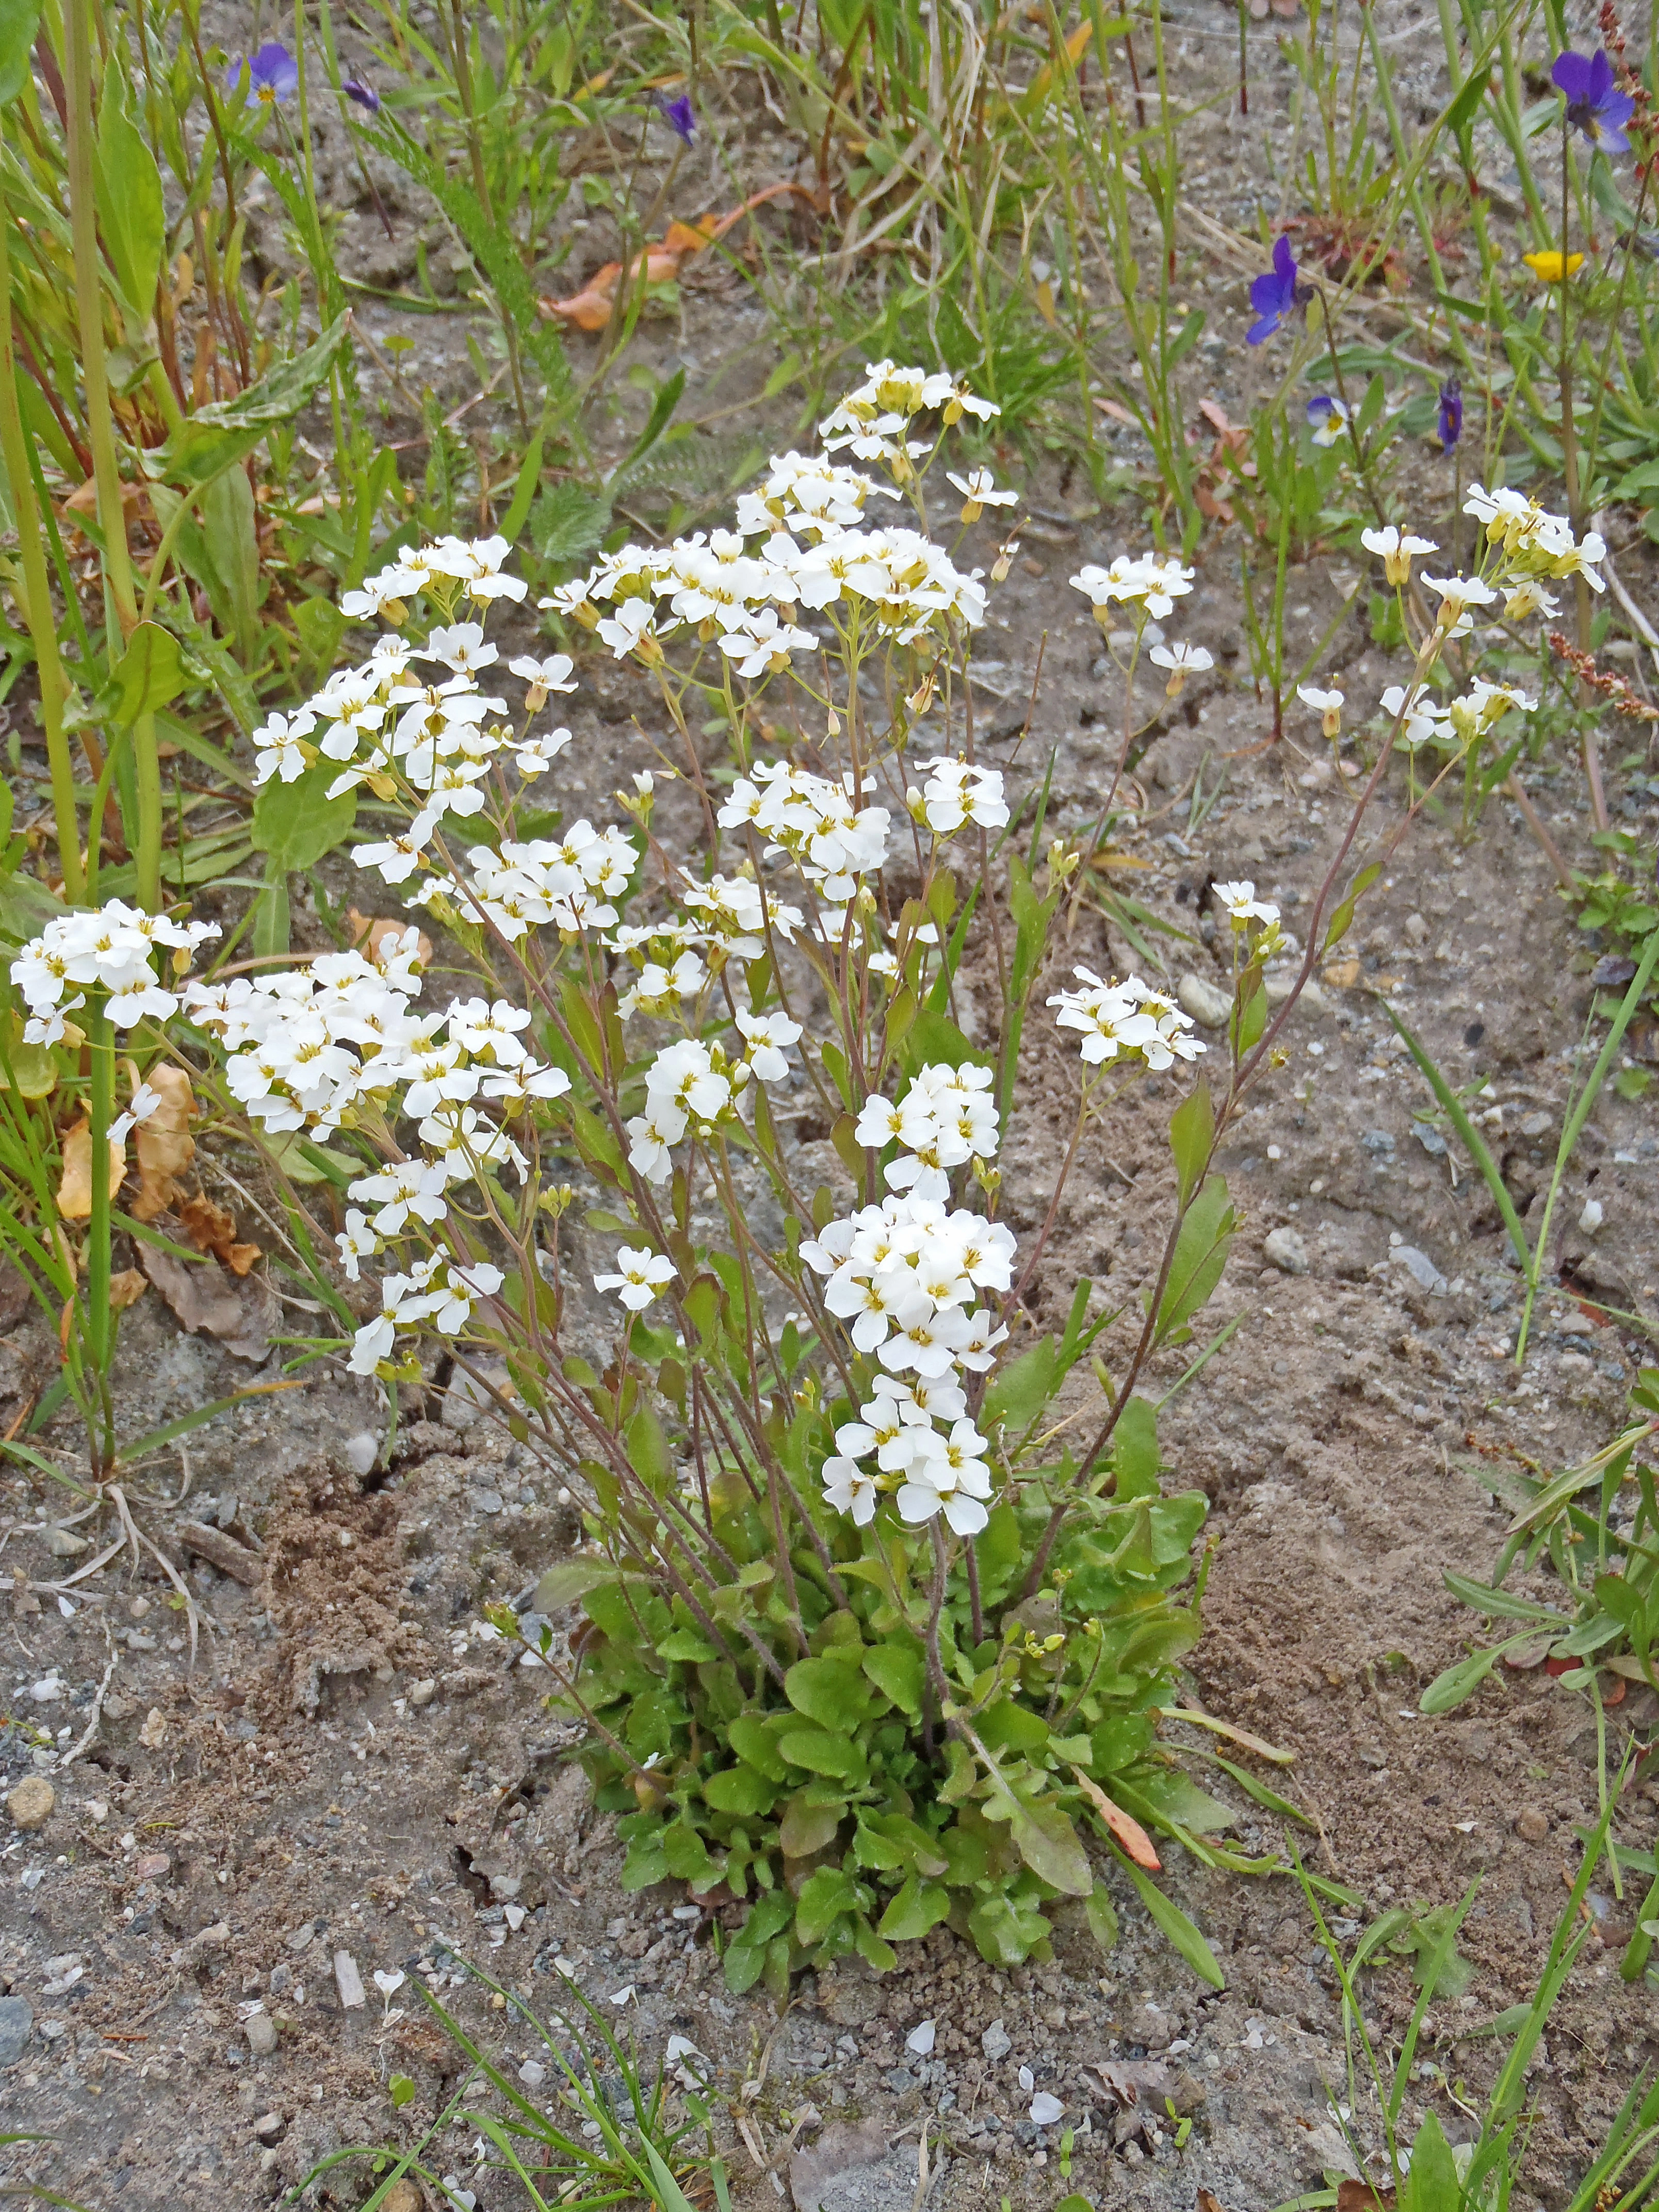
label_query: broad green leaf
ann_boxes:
[703,1765,777,1817]
[1168,1081,1213,1206]
[147,315,352,486]
[1419,1644,1503,1715]
[795,1866,865,1946]
[1085,1879,1120,1955]
[863,1637,924,1718]
[1112,1395,1160,1500]
[982,1338,1059,1430]
[1443,1571,1564,1624]
[778,1727,865,1780]
[877,1874,952,1941]
[250,765,357,872]
[1109,1846,1225,1988]
[107,623,189,723]
[1000,1795,1092,1897]
[778,1790,844,1857]
[625,1404,671,1494]
[0,1,41,104]
[1323,861,1382,953]
[728,1714,790,1781]
[96,90,166,326]
[786,1653,875,1730]
[1152,1176,1235,1346]
[533,1560,638,1611]
[1404,2110,1460,2212]
[899,1002,987,1072]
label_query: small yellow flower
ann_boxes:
[1522,250,1585,281]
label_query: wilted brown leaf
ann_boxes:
[177,1193,261,1276]
[347,908,434,968]
[109,1268,148,1311]
[1198,2191,1228,2212]
[55,1118,125,1220]
[1070,1765,1162,1868]
[1091,2058,1172,2107]
[139,1245,280,1361]
[128,1062,196,1222]
[1336,2184,1396,2212]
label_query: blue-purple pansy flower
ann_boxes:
[657,90,695,144]
[1247,235,1309,345]
[225,40,299,106]
[1552,48,1634,154]
[1437,377,1463,453]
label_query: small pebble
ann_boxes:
[982,2019,1012,2062]
[333,1951,367,2011]
[246,2012,279,2058]
[7,1778,55,1832]
[409,1680,437,1708]
[254,2111,284,2144]
[1262,1226,1309,1276]
[1515,1807,1550,1843]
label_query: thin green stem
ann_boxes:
[0,223,82,899]
[86,999,116,1473]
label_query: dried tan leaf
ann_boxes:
[1198,2191,1228,2212]
[55,1118,125,1221]
[109,1268,148,1311]
[128,1062,196,1222]
[177,1192,261,1276]
[1069,1765,1162,1869]
[1336,2184,1395,2212]
[139,1245,280,1362]
[347,908,434,968]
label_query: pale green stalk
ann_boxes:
[0,210,82,898]
[66,0,162,910]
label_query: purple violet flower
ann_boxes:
[1437,376,1463,453]
[1306,394,1349,447]
[1247,235,1308,346]
[343,77,380,115]
[657,90,695,144]
[1552,48,1634,154]
[226,40,299,106]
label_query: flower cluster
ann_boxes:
[1069,555,1196,626]
[817,357,999,473]
[348,1253,506,1375]
[1046,971,1205,1069]
[422,824,639,941]
[908,755,1009,837]
[854,1063,999,1199]
[12,901,219,1046]
[1379,676,1536,754]
[717,761,891,904]
[1461,485,1605,598]
[803,1192,1015,1533]
[626,1023,799,1181]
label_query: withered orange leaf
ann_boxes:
[1069,1765,1161,1868]
[177,1193,262,1278]
[56,1118,125,1221]
[128,1062,196,1222]
[109,1268,148,1311]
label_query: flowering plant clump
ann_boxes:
[2,363,1595,1996]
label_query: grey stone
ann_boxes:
[245,2011,278,2058]
[1177,971,1232,1029]
[790,2119,943,2212]
[333,1950,366,2010]
[1412,1123,1448,1157]
[0,1996,32,2067]
[1262,1226,1309,1276]
[1394,1245,1448,1294]
[254,2110,284,2144]
[1361,1129,1395,1156]
[981,2019,1012,2062]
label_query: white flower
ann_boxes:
[1046,966,1203,1070]
[1148,641,1213,695]
[735,1008,801,1083]
[1295,684,1344,738]
[107,1081,162,1146]
[946,467,1018,519]
[821,1456,879,1524]
[1421,572,1499,637]
[252,709,315,786]
[595,598,661,662]
[1379,683,1452,750]
[335,1209,378,1282]
[1212,878,1279,928]
[1501,578,1560,621]
[594,1245,676,1311]
[507,653,577,708]
[1360,525,1437,588]
[1069,554,1194,623]
[718,607,817,679]
[916,755,1009,836]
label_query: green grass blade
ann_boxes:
[1381,997,1530,1267]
